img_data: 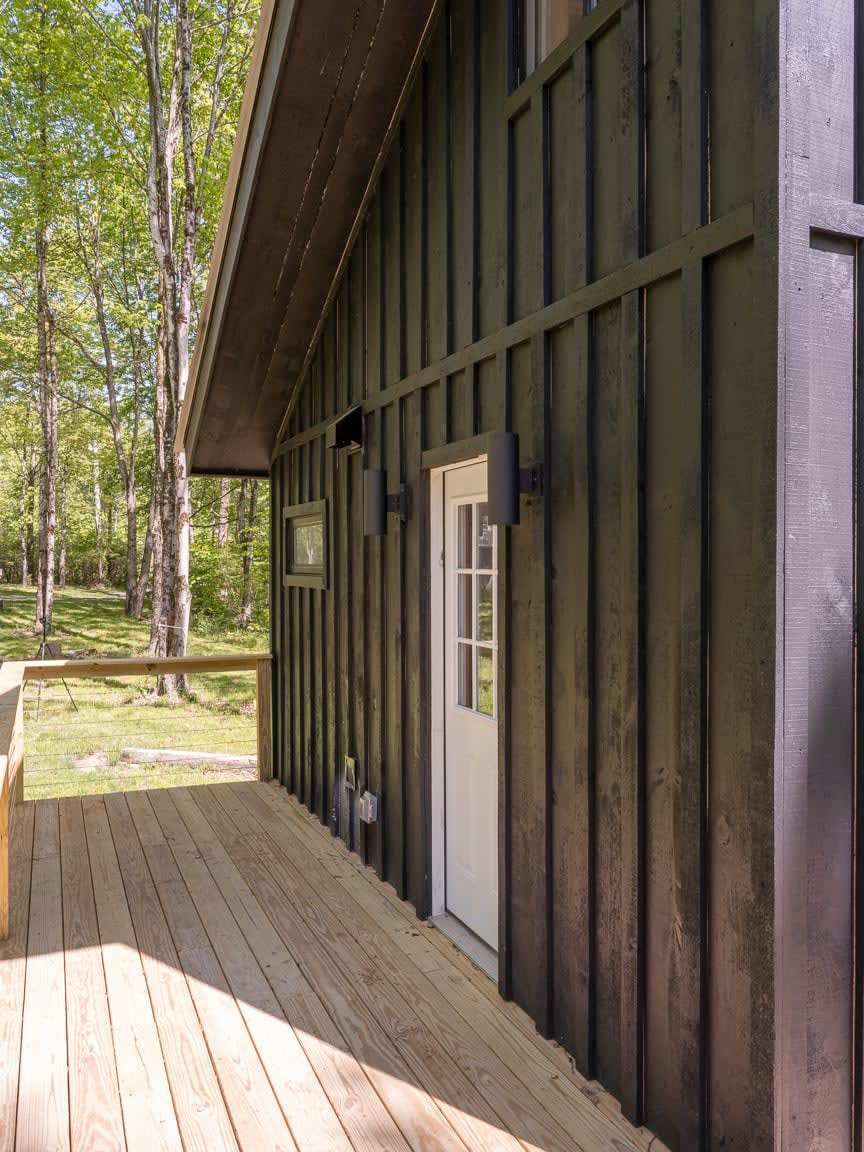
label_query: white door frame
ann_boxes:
[429,455,493,924]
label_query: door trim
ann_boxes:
[429,456,494,933]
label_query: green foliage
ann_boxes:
[0,586,264,799]
[189,478,270,633]
[0,0,264,633]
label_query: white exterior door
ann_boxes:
[443,461,499,950]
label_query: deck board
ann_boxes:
[16,800,69,1152]
[103,793,239,1152]
[167,786,411,1152]
[0,802,34,1152]
[1,782,662,1152]
[59,798,126,1152]
[81,795,183,1152]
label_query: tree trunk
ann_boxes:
[84,221,141,612]
[236,477,247,542]
[92,443,104,585]
[217,477,230,546]
[19,452,28,586]
[26,444,37,584]
[238,479,257,629]
[35,228,57,634]
[132,476,157,619]
[140,0,228,694]
[124,481,137,608]
[58,480,66,588]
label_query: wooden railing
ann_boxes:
[0,653,272,940]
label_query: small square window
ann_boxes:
[284,500,328,589]
[517,0,583,84]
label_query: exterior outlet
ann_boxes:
[358,791,378,825]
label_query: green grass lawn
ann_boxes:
[0,585,269,800]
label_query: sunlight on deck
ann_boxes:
[0,781,658,1152]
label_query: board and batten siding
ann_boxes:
[271,1,780,1148]
[777,1,864,1149]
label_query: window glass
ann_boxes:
[477,573,494,643]
[476,648,495,718]
[458,575,473,640]
[453,496,497,718]
[458,504,473,568]
[284,501,327,587]
[521,0,582,80]
[457,642,473,709]
[292,520,323,569]
[476,503,493,569]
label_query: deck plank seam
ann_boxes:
[139,787,349,1152]
[222,782,574,1152]
[185,783,473,1152]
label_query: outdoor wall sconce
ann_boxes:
[364,469,411,536]
[487,431,543,526]
[326,405,363,451]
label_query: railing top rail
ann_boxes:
[17,653,272,682]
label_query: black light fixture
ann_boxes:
[364,469,411,536]
[487,431,543,526]
[326,405,364,451]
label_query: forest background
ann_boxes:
[0,0,266,678]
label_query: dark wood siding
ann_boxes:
[271,2,779,1148]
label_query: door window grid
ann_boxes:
[453,499,497,718]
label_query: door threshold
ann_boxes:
[429,913,499,982]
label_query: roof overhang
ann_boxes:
[179,0,438,476]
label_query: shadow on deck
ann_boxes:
[0,781,659,1152]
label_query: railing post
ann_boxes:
[0,667,25,943]
[256,658,273,781]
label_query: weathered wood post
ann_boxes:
[256,657,273,781]
[0,665,25,942]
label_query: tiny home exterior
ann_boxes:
[180,1,862,1149]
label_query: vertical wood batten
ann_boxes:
[366,409,385,875]
[443,0,454,439]
[619,0,646,1124]
[402,98,426,913]
[675,0,710,1147]
[539,79,554,1039]
[468,0,481,432]
[302,441,313,811]
[584,18,598,1082]
[291,451,302,802]
[497,346,513,1001]
[383,399,405,896]
[316,436,327,821]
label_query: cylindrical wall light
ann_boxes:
[364,469,411,535]
[364,468,386,536]
[488,431,520,526]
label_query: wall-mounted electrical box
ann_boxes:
[344,755,357,792]
[358,791,378,824]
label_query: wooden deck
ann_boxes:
[0,781,659,1152]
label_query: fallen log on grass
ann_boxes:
[120,747,257,768]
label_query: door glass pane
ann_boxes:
[476,647,494,717]
[476,503,493,569]
[457,504,473,568]
[457,642,473,708]
[457,575,473,640]
[477,573,494,642]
